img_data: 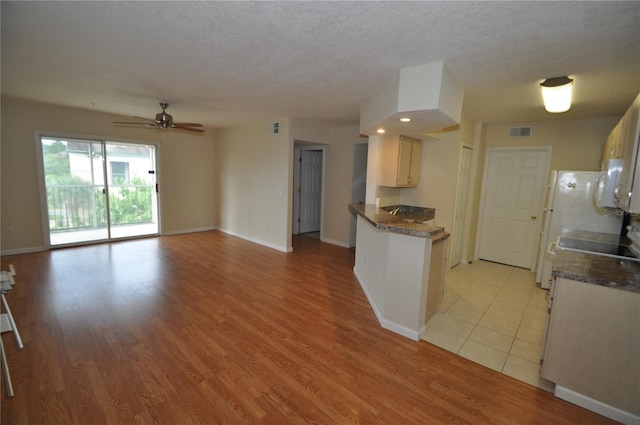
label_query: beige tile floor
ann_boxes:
[423,260,555,392]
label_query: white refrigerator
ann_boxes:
[536,170,623,288]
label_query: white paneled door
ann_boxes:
[479,148,548,269]
[299,150,322,234]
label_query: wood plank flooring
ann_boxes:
[1,231,616,424]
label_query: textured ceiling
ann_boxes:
[1,1,639,130]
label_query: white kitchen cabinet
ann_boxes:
[378,136,422,187]
[600,118,625,163]
[541,277,640,419]
[613,92,640,210]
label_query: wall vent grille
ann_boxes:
[508,126,533,138]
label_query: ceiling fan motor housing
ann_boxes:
[156,111,173,127]
[156,102,172,127]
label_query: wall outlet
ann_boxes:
[6,227,14,235]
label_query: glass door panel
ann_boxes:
[42,138,109,245]
[41,137,159,246]
[105,142,158,239]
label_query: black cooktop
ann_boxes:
[557,237,640,260]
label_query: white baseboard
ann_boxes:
[162,226,216,236]
[353,267,420,341]
[1,246,46,256]
[319,236,349,248]
[555,386,640,425]
[216,228,291,253]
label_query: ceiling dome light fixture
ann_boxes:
[540,76,574,113]
[377,128,386,134]
[400,117,411,122]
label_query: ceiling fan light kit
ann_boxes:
[113,102,205,133]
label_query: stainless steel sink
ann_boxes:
[380,205,435,224]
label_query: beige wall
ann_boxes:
[1,97,363,255]
[401,131,461,239]
[483,117,619,172]
[214,118,292,252]
[215,117,365,251]
[0,97,216,254]
[323,126,364,246]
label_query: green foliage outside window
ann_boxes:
[43,141,153,231]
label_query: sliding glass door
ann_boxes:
[105,142,158,240]
[40,136,159,247]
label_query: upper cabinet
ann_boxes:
[611,93,640,210]
[379,136,422,187]
[601,113,630,163]
[601,120,622,162]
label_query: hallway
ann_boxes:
[423,260,554,392]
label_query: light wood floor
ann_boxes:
[1,231,615,424]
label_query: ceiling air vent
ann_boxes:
[508,126,533,138]
[269,121,280,135]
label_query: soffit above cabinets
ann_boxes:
[360,61,465,139]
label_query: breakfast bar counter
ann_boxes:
[349,203,449,341]
[348,203,446,239]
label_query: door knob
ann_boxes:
[531,215,537,220]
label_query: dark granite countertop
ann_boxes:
[552,248,640,294]
[348,203,449,240]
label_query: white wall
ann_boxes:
[0,97,216,254]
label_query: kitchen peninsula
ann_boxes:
[349,203,449,341]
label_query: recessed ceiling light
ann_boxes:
[400,117,411,122]
[377,128,386,134]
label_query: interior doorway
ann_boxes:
[38,135,160,247]
[293,144,324,236]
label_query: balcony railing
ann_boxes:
[47,184,153,232]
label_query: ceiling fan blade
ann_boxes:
[134,116,157,122]
[114,103,203,133]
[113,121,158,127]
[173,122,203,127]
[173,125,205,133]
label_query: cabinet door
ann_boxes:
[541,277,640,415]
[601,124,618,163]
[378,137,401,187]
[408,139,422,185]
[397,138,413,186]
[378,136,422,188]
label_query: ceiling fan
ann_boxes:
[114,102,204,133]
